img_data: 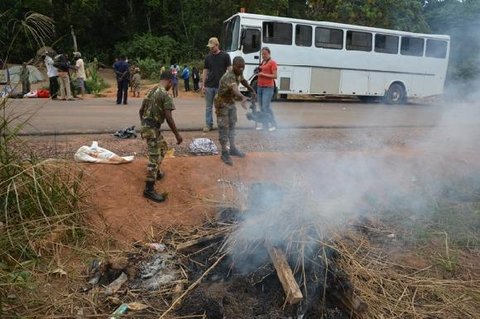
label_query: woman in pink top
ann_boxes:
[256,47,278,131]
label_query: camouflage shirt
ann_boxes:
[214,70,244,107]
[139,85,175,127]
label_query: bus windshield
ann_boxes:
[223,16,240,52]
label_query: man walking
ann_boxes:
[113,56,129,105]
[202,37,231,132]
[43,52,59,99]
[215,56,256,165]
[73,52,86,99]
[181,65,190,92]
[139,71,183,202]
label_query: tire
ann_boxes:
[384,83,406,105]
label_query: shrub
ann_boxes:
[115,33,177,64]
[136,57,162,81]
[85,58,109,95]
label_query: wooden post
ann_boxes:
[265,242,303,305]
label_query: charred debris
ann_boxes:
[86,182,371,318]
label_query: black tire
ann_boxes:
[384,83,406,105]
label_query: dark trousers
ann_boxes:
[117,79,129,104]
[184,79,190,91]
[49,76,59,98]
[193,79,199,91]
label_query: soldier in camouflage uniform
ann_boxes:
[139,71,183,202]
[215,56,256,165]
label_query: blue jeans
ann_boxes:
[257,86,276,127]
[204,87,218,127]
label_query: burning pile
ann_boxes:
[170,182,369,318]
[85,176,480,318]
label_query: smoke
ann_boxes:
[442,21,480,102]
[228,106,479,271]
[227,102,480,273]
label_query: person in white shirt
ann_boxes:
[43,52,59,99]
[73,52,86,99]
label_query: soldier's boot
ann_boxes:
[156,169,165,180]
[229,147,245,158]
[221,151,233,166]
[143,181,167,202]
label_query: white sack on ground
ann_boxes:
[188,138,218,155]
[74,141,134,164]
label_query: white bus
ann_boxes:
[221,12,450,104]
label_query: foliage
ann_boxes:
[0,10,54,64]
[423,0,480,83]
[114,33,177,65]
[85,58,109,95]
[136,57,162,81]
[307,0,429,32]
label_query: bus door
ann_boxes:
[240,28,262,81]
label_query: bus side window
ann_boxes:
[295,24,312,47]
[374,34,399,54]
[346,31,372,51]
[315,27,343,49]
[242,29,261,54]
[263,22,292,45]
[426,39,447,59]
[401,37,424,56]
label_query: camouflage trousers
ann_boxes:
[143,132,168,183]
[216,102,237,152]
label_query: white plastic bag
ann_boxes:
[188,138,218,155]
[74,141,134,164]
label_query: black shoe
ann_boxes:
[143,181,167,202]
[221,152,233,165]
[156,170,165,180]
[229,148,245,158]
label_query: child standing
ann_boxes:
[131,67,141,97]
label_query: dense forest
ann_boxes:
[1,0,479,84]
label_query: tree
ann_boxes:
[423,0,480,82]
[1,10,54,64]
[307,0,429,32]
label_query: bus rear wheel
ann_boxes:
[384,83,406,105]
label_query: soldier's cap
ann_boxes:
[207,37,219,48]
[160,71,173,80]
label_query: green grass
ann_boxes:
[0,96,88,317]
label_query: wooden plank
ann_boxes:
[176,230,228,252]
[265,242,303,305]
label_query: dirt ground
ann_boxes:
[22,125,428,245]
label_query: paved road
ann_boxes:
[5,95,475,135]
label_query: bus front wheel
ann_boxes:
[384,83,406,105]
